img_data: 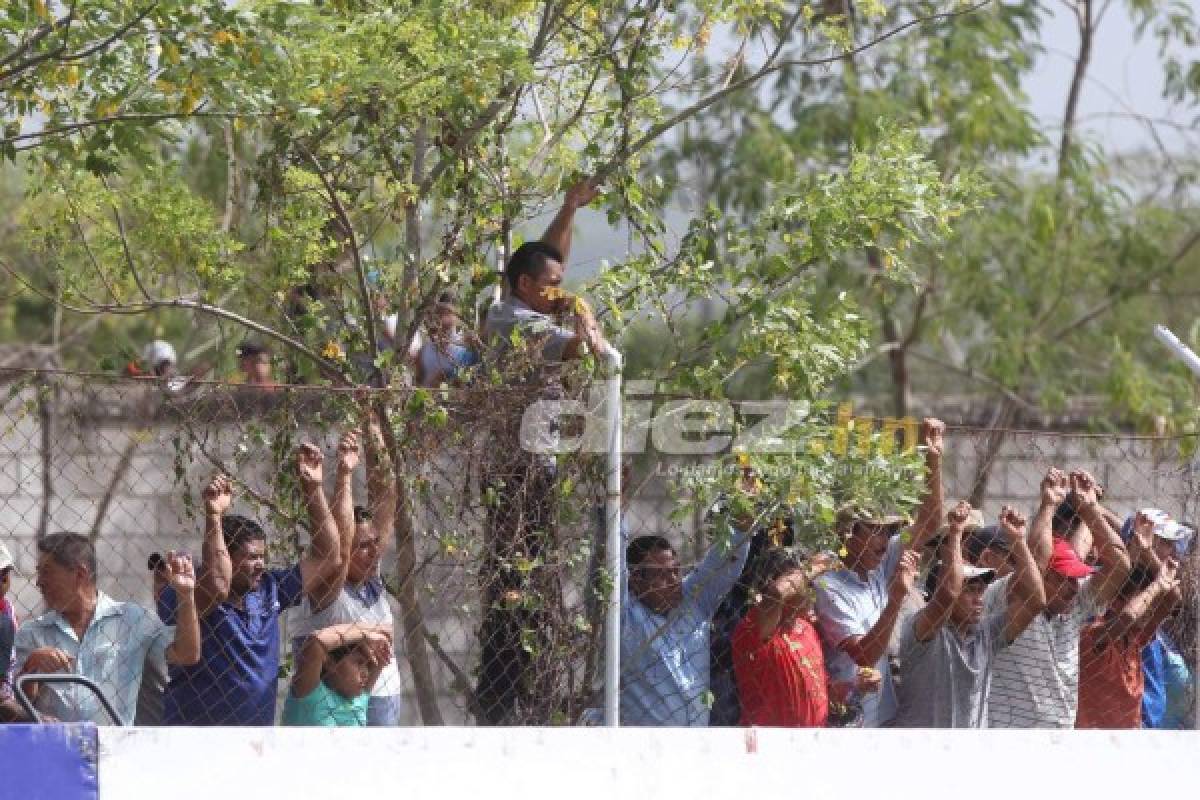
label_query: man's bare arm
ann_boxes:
[908,418,945,552]
[540,180,599,266]
[1072,471,1131,606]
[194,475,233,617]
[296,442,343,609]
[913,502,971,642]
[1000,507,1047,644]
[839,550,920,666]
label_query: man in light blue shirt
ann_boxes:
[620,523,751,726]
[15,533,200,724]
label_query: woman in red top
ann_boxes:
[733,548,879,727]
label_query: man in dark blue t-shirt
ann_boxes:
[158,443,343,725]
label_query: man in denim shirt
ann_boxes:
[620,518,752,726]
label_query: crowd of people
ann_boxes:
[0,182,1195,730]
[620,439,1197,730]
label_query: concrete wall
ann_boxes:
[2,384,1196,726]
[98,726,1200,800]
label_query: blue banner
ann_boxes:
[0,723,98,800]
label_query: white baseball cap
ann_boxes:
[141,339,177,368]
[1138,508,1194,543]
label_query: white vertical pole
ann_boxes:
[1151,325,1200,729]
[601,343,624,727]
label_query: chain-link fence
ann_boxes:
[0,368,1196,729]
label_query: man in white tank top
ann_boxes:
[290,421,403,725]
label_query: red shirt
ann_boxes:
[732,606,829,727]
[1076,616,1154,729]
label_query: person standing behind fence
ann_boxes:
[1076,553,1181,728]
[282,623,393,727]
[289,421,404,726]
[475,182,606,725]
[732,548,899,727]
[620,520,753,726]
[158,445,343,725]
[987,469,1132,728]
[892,504,1045,727]
[813,418,946,728]
[13,534,200,724]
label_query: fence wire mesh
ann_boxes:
[0,367,1196,730]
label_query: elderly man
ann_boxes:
[893,503,1045,727]
[158,442,343,725]
[13,533,199,724]
[813,418,946,727]
[987,469,1132,728]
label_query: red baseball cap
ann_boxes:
[1049,537,1094,578]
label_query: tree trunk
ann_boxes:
[968,398,1018,509]
[379,408,444,724]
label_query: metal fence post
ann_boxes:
[1152,325,1200,730]
[601,344,624,727]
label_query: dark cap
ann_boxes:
[964,524,1010,563]
[147,552,165,571]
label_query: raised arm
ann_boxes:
[539,180,599,266]
[291,623,392,698]
[1029,467,1068,572]
[839,550,920,667]
[194,474,233,617]
[1072,470,1131,607]
[331,430,360,584]
[163,553,202,666]
[363,411,397,555]
[913,501,971,642]
[908,418,946,552]
[1106,557,1182,643]
[1000,507,1047,644]
[296,442,343,610]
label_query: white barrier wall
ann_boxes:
[99,727,1200,800]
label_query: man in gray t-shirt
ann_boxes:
[893,503,1046,728]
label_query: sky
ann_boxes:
[532,1,1199,280]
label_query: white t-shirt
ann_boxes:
[289,579,403,699]
[986,576,1100,728]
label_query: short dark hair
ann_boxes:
[750,547,804,595]
[627,535,673,569]
[236,341,270,360]
[353,505,372,524]
[222,514,267,555]
[38,533,97,583]
[505,241,562,290]
[1117,564,1158,601]
[1052,500,1082,535]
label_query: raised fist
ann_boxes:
[999,506,1027,540]
[921,418,945,459]
[1069,470,1099,509]
[165,551,196,594]
[202,474,233,516]
[564,179,601,210]
[337,431,360,473]
[946,500,973,533]
[889,550,920,603]
[296,442,324,489]
[1040,467,1068,507]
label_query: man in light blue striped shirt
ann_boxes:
[620,523,751,726]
